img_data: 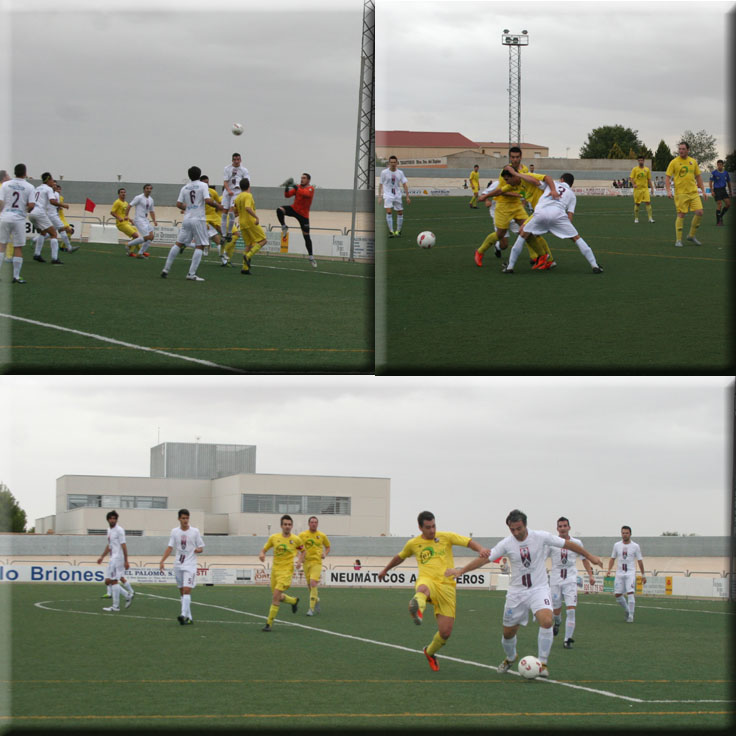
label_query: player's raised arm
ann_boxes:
[377,554,404,581]
[562,538,602,568]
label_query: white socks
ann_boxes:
[616,595,629,612]
[538,626,554,663]
[396,215,403,231]
[164,245,180,272]
[122,580,134,595]
[628,595,635,617]
[181,594,191,618]
[507,235,526,268]
[13,256,22,279]
[128,236,144,248]
[565,608,576,640]
[50,238,59,260]
[34,234,44,256]
[502,634,517,662]
[188,248,203,276]
[574,237,598,268]
[112,583,122,609]
[386,214,393,232]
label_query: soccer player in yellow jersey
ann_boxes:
[468,164,480,208]
[378,511,491,672]
[259,514,305,632]
[53,183,78,252]
[233,178,267,275]
[110,188,145,256]
[630,156,655,224]
[475,146,551,268]
[299,515,330,616]
[665,141,708,247]
[199,175,223,260]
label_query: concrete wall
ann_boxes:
[41,181,373,213]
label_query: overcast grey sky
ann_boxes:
[3,0,363,188]
[377,0,731,160]
[1,376,731,539]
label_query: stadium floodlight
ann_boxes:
[501,29,529,146]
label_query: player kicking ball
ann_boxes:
[446,509,602,679]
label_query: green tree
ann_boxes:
[678,129,718,168]
[652,139,672,171]
[0,482,28,533]
[723,150,736,171]
[580,124,646,159]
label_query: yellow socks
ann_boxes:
[250,242,263,257]
[282,593,297,605]
[645,204,653,219]
[689,215,702,236]
[225,240,236,260]
[675,218,684,241]
[266,604,279,625]
[478,232,498,254]
[413,591,428,615]
[526,234,545,258]
[426,631,447,657]
[309,588,318,611]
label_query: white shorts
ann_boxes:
[614,571,636,595]
[176,220,209,247]
[0,219,27,247]
[48,213,66,230]
[134,218,153,238]
[174,568,197,589]
[383,195,403,211]
[105,557,125,581]
[28,210,53,232]
[550,579,578,609]
[502,585,554,627]
[221,191,239,210]
[524,208,578,240]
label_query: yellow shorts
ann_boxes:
[303,560,322,583]
[674,192,703,214]
[494,203,528,230]
[116,221,138,238]
[417,576,457,618]
[633,188,651,204]
[206,217,221,232]
[240,223,266,246]
[270,569,293,592]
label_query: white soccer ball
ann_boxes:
[417,231,435,248]
[232,123,244,136]
[518,655,543,679]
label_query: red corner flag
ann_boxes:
[84,198,96,213]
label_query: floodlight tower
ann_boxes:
[350,0,375,261]
[501,29,529,147]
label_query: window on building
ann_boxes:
[242,493,351,516]
[68,494,168,510]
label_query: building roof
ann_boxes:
[376,130,479,148]
[474,141,548,149]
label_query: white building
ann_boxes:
[34,442,390,537]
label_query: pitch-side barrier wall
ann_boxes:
[0,560,729,599]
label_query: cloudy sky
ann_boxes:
[3,0,364,188]
[376,0,731,160]
[2,376,731,539]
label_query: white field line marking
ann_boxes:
[33,600,259,624]
[0,313,245,373]
[38,594,733,705]
[580,601,733,616]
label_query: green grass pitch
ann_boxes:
[5,583,732,729]
[377,196,732,373]
[2,244,373,373]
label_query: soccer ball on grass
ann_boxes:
[417,231,435,248]
[232,123,244,136]
[518,655,543,679]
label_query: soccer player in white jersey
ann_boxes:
[447,509,602,678]
[501,170,602,274]
[221,152,250,243]
[606,525,646,623]
[378,155,410,237]
[548,516,595,650]
[29,173,63,265]
[161,166,222,282]
[0,163,36,284]
[97,510,133,612]
[159,508,205,625]
[128,184,157,258]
